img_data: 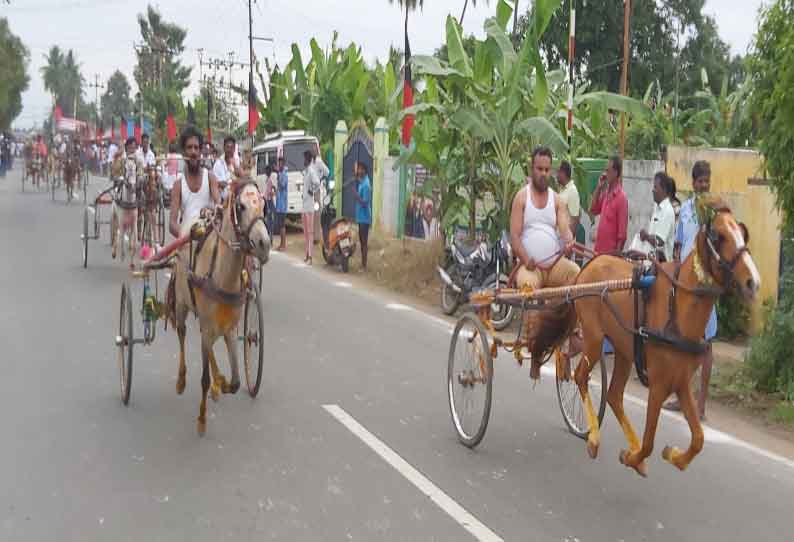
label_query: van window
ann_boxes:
[283,141,317,172]
[266,151,277,166]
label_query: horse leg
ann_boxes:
[208,348,225,401]
[619,380,667,477]
[197,340,211,436]
[176,323,187,394]
[574,340,602,459]
[662,381,704,471]
[223,332,241,394]
[609,352,642,454]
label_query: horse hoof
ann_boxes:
[619,449,648,477]
[176,377,186,395]
[226,381,240,394]
[662,446,687,471]
[197,418,206,436]
[210,383,221,402]
[586,439,599,459]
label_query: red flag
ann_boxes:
[248,71,260,136]
[134,122,142,145]
[121,116,128,140]
[166,99,177,142]
[54,105,63,125]
[401,29,414,146]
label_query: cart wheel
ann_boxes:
[555,347,607,440]
[157,204,166,245]
[94,205,101,239]
[82,207,89,268]
[241,289,264,397]
[448,312,493,448]
[118,283,134,405]
[110,212,118,253]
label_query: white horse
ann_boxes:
[112,157,140,267]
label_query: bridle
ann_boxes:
[223,180,268,256]
[701,207,751,291]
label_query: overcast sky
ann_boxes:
[5,0,767,129]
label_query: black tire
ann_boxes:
[110,212,118,254]
[555,345,608,440]
[448,312,493,448]
[340,255,350,273]
[440,266,461,315]
[118,283,134,405]
[483,273,514,331]
[242,289,264,398]
[82,207,89,268]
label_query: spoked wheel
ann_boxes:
[117,283,134,405]
[555,343,608,440]
[448,312,494,448]
[241,289,264,397]
[82,207,89,268]
[110,211,118,254]
[157,204,166,245]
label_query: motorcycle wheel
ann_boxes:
[440,265,461,316]
[484,273,514,331]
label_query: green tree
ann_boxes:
[0,18,29,129]
[101,70,134,124]
[515,0,733,98]
[748,0,794,228]
[133,4,191,93]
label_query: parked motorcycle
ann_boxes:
[320,180,356,272]
[437,231,514,330]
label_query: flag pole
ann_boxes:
[248,0,254,150]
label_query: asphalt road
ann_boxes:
[2,164,793,542]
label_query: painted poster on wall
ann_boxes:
[404,165,441,241]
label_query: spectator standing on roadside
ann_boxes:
[556,160,580,242]
[353,162,372,271]
[275,157,288,251]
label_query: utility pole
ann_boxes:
[567,0,576,154]
[619,0,631,159]
[88,74,104,139]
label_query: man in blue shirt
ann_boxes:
[353,162,372,271]
[275,156,288,251]
[664,160,716,420]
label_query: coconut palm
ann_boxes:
[40,46,64,108]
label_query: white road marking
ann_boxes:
[323,404,503,542]
[334,281,352,288]
[385,303,414,311]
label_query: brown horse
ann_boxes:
[572,197,760,476]
[170,181,270,435]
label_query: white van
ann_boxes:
[253,131,321,218]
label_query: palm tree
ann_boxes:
[40,45,64,108]
[460,0,489,25]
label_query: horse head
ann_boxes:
[233,181,271,265]
[697,196,761,303]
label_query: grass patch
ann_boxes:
[362,231,444,300]
[769,402,794,427]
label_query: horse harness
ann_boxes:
[186,181,265,309]
[594,211,749,386]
